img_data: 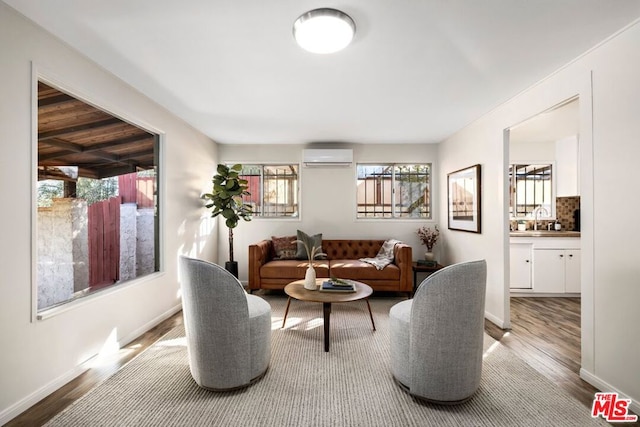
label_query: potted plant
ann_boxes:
[202,164,252,277]
[416,225,440,261]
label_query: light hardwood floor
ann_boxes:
[8,296,602,426]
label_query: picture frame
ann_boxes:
[447,164,481,233]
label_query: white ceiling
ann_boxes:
[5,1,640,145]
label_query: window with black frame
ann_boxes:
[509,163,553,218]
[239,164,299,217]
[356,164,431,219]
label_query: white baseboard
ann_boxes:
[0,303,183,426]
[485,311,508,329]
[580,368,639,415]
[0,364,88,426]
[117,303,182,348]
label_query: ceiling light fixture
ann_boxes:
[293,8,355,54]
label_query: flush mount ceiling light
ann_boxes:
[293,8,355,54]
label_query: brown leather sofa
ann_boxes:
[248,239,413,294]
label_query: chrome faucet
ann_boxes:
[533,206,549,231]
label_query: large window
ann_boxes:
[509,163,553,218]
[239,164,299,217]
[356,164,431,219]
[36,81,160,314]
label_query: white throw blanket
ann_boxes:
[359,239,402,270]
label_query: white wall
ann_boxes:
[438,119,511,329]
[0,5,218,423]
[510,139,556,162]
[439,19,640,409]
[218,143,440,282]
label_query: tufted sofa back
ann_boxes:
[248,238,413,292]
[322,240,384,260]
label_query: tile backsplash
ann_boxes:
[511,196,580,231]
[556,196,580,231]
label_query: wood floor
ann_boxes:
[6,312,184,427]
[9,296,599,426]
[484,297,599,409]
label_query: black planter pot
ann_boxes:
[225,261,238,278]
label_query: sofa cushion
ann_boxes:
[261,260,330,279]
[329,260,400,281]
[295,230,326,260]
[271,235,297,260]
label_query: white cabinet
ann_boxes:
[510,236,580,295]
[555,135,579,196]
[510,243,532,289]
[564,250,581,292]
[532,249,581,293]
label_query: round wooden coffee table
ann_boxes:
[282,279,376,352]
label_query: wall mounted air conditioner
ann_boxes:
[303,149,353,166]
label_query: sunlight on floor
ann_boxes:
[277,316,323,330]
[483,341,501,358]
[303,318,324,330]
[483,332,509,358]
[156,337,187,347]
[271,317,283,330]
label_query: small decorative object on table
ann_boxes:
[416,225,440,261]
[296,237,326,290]
[417,259,438,268]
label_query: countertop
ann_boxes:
[510,230,581,238]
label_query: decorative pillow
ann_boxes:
[296,229,326,260]
[271,235,298,260]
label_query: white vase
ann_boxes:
[304,265,317,290]
[424,251,435,261]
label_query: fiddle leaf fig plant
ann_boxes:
[202,164,252,264]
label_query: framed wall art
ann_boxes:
[447,164,481,233]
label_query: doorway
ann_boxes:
[505,97,582,372]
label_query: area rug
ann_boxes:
[45,296,606,426]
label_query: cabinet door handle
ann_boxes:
[568,254,573,258]
[560,254,564,258]
[525,260,530,263]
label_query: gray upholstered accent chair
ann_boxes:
[389,260,487,404]
[179,256,271,391]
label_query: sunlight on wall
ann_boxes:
[177,215,216,258]
[98,328,120,357]
[80,327,135,368]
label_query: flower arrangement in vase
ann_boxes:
[295,239,326,290]
[416,225,440,261]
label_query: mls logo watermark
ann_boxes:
[591,392,638,422]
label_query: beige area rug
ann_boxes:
[46,296,606,426]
